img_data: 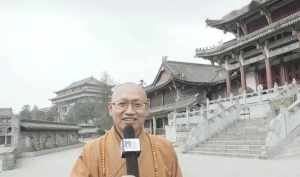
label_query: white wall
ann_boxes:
[246,70,257,91]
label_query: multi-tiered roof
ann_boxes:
[196,0,300,65]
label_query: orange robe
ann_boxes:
[70,128,182,177]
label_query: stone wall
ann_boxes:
[1,152,16,171]
[18,130,79,152]
[16,119,80,153]
[0,148,16,171]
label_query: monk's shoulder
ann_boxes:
[149,134,176,157]
[150,134,172,147]
[82,135,105,155]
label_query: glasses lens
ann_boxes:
[113,101,146,110]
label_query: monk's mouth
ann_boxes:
[122,118,137,121]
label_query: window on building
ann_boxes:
[7,127,12,133]
[0,136,5,145]
[6,136,12,145]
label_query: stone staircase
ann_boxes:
[273,125,300,159]
[188,117,271,158]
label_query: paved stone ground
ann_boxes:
[1,147,300,177]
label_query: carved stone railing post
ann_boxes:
[199,106,204,122]
[152,116,156,135]
[206,98,210,110]
[230,93,233,104]
[292,78,297,85]
[274,82,279,92]
[186,107,190,129]
[243,91,247,105]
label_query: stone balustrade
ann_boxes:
[183,101,241,152]
[208,82,299,106]
[265,91,300,153]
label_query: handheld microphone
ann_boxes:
[121,126,140,177]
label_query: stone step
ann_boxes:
[193,146,262,155]
[186,117,271,158]
[214,135,266,140]
[217,130,267,134]
[236,119,268,123]
[220,126,268,131]
[230,124,268,129]
[234,122,268,126]
[216,131,267,136]
[275,151,300,159]
[188,150,261,158]
[275,146,300,159]
[198,143,264,149]
[204,140,265,145]
[233,122,269,127]
[278,147,300,155]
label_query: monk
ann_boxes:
[70,83,183,177]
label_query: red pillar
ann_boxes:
[240,66,246,93]
[239,53,246,94]
[263,43,273,89]
[225,59,231,97]
[226,70,231,97]
[280,60,286,85]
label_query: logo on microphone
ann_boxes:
[121,138,141,152]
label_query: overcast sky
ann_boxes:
[0,0,250,113]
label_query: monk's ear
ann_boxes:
[144,100,150,116]
[107,103,113,117]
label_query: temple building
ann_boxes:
[143,0,300,158]
[144,58,232,135]
[175,0,300,158]
[196,0,300,96]
[50,77,108,121]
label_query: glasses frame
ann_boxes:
[111,100,149,111]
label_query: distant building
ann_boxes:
[0,108,17,147]
[78,124,99,140]
[50,77,109,121]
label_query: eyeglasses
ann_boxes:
[111,100,148,110]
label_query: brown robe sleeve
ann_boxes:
[70,146,92,177]
[171,148,183,177]
[70,139,102,177]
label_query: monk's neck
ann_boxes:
[112,126,144,141]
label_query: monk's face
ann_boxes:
[108,83,148,137]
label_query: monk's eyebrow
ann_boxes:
[113,98,146,102]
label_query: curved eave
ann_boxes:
[148,96,197,116]
[145,80,173,93]
[206,19,227,30]
[205,0,274,30]
[173,78,219,86]
[197,11,300,58]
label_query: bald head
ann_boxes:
[109,82,148,137]
[111,82,147,102]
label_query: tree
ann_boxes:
[31,105,46,120]
[19,105,32,120]
[139,80,146,87]
[45,105,58,121]
[99,71,115,129]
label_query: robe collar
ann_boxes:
[111,126,146,143]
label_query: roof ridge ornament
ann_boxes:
[162,56,168,63]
